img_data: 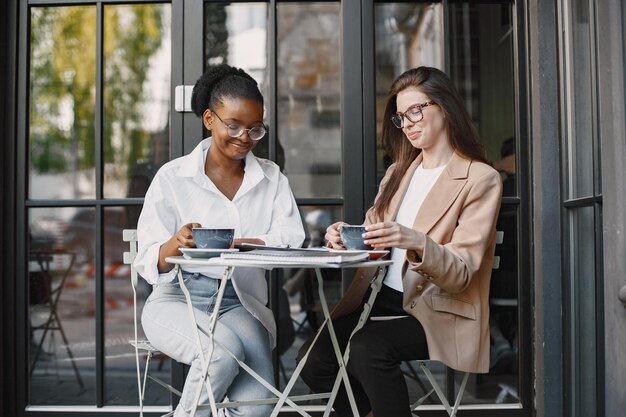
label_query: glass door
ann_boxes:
[23,2,175,411]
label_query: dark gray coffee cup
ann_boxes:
[192,228,234,249]
[339,225,372,250]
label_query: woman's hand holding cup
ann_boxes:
[325,221,348,249]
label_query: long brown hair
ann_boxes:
[372,66,487,221]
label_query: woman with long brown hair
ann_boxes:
[298,66,502,416]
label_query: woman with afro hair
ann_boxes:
[134,64,305,416]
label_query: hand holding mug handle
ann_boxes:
[325,221,347,249]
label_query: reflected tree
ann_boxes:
[30,7,97,174]
[29,6,167,180]
[204,4,228,68]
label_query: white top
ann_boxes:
[133,138,305,347]
[384,163,445,292]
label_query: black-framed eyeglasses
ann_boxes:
[210,109,266,141]
[391,101,437,128]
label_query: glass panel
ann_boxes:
[374,3,443,181]
[278,205,342,396]
[570,206,597,416]
[103,4,172,199]
[449,2,517,184]
[203,3,270,109]
[565,0,595,198]
[29,6,97,199]
[103,207,169,405]
[29,207,96,404]
[277,2,342,198]
[375,3,443,76]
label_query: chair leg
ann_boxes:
[419,362,453,415]
[450,372,469,417]
[143,351,153,403]
[403,361,434,403]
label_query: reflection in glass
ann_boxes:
[375,3,443,181]
[29,207,96,404]
[278,205,342,396]
[29,6,97,199]
[103,207,169,405]
[104,4,172,199]
[448,2,516,169]
[566,0,595,198]
[203,3,269,107]
[277,3,342,198]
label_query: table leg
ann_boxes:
[178,265,233,417]
[268,315,330,417]
[270,267,387,417]
[272,266,355,416]
[178,265,311,417]
[324,266,387,417]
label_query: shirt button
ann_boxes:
[416,285,424,292]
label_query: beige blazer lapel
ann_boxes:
[412,152,470,234]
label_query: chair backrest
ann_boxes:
[123,229,138,289]
[492,230,504,270]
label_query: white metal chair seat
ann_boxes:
[130,339,159,352]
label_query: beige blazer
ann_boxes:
[338,152,502,374]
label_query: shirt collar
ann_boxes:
[175,137,267,184]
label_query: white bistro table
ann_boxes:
[164,254,392,417]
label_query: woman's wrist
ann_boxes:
[157,237,180,272]
[408,230,426,261]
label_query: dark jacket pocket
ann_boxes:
[431,294,476,320]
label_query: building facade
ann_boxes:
[1,1,625,416]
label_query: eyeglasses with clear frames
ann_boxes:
[210,109,267,141]
[391,101,437,128]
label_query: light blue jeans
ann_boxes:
[142,272,274,417]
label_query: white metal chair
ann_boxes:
[368,231,506,417]
[123,229,181,417]
[417,230,506,416]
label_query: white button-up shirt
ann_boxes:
[133,138,305,347]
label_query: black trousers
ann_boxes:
[297,285,429,417]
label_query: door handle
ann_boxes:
[619,284,626,308]
[174,85,194,112]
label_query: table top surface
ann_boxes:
[165,255,393,269]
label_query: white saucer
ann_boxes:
[179,248,239,259]
[327,249,389,260]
